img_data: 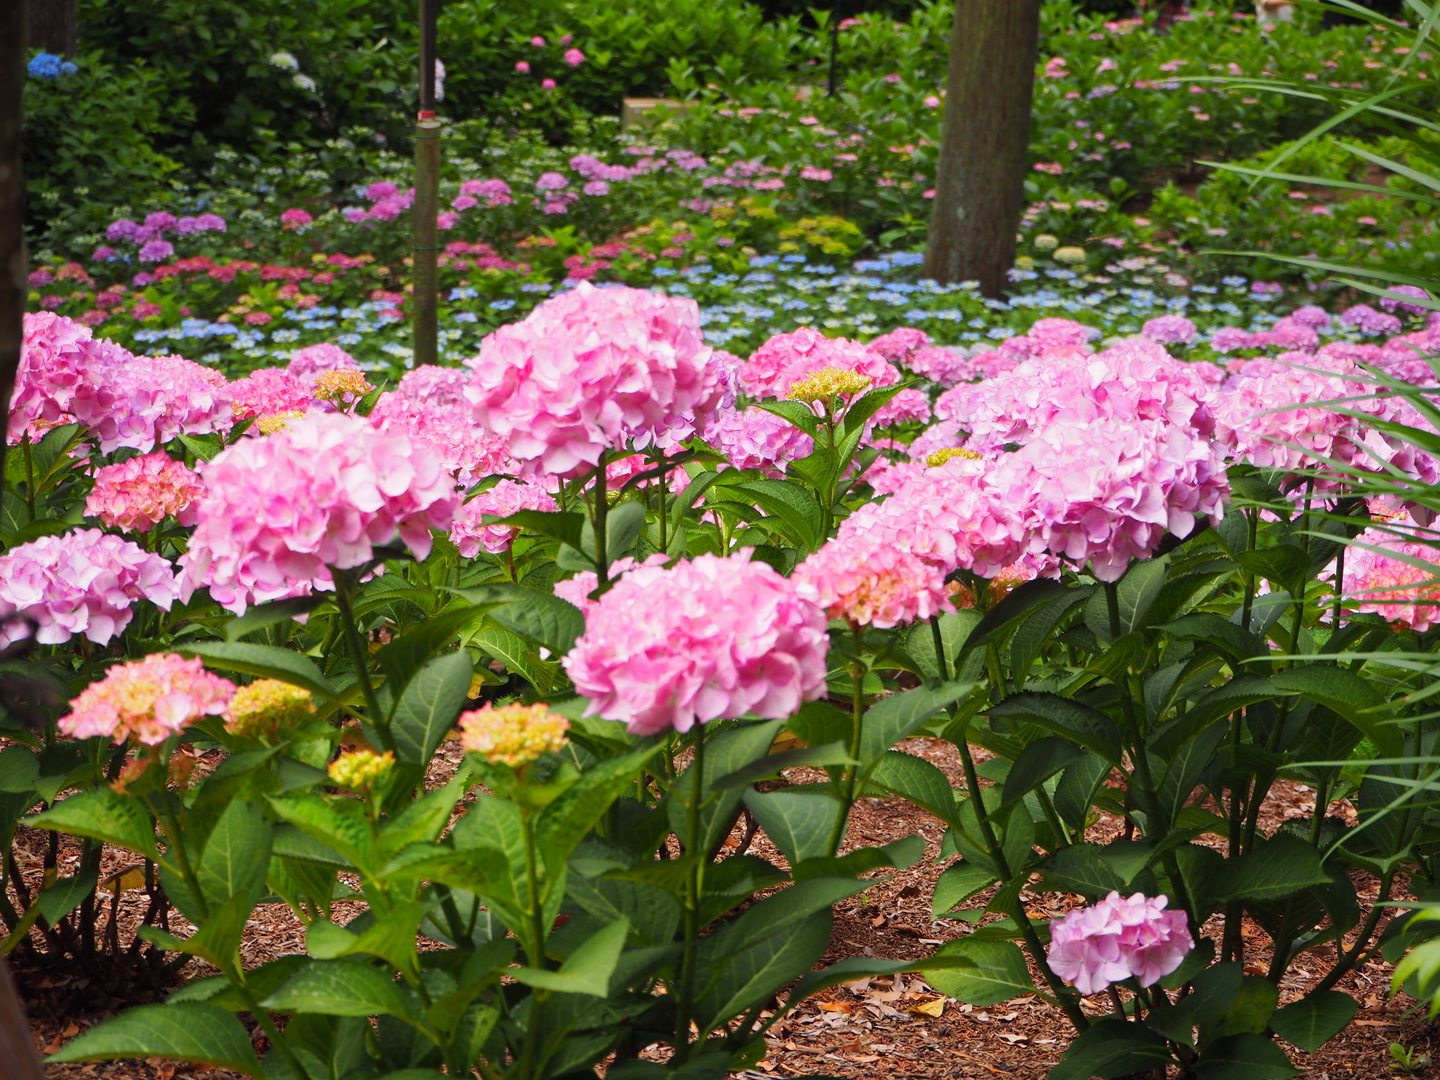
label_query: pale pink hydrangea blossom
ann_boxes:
[86,452,203,533]
[179,411,459,613]
[449,480,558,556]
[739,327,899,400]
[866,327,930,365]
[0,529,180,646]
[466,282,729,477]
[705,406,814,473]
[367,391,513,484]
[79,354,233,454]
[1047,892,1192,996]
[563,553,829,734]
[60,653,235,745]
[286,342,361,387]
[1343,519,1440,631]
[1141,314,1198,345]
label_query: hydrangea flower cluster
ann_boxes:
[229,368,313,422]
[328,750,395,790]
[10,312,121,444]
[450,480,558,556]
[458,702,570,768]
[1046,892,1192,996]
[1213,359,1371,479]
[86,452,203,533]
[0,529,180,646]
[466,282,729,477]
[704,406,814,473]
[1341,516,1440,631]
[563,553,829,734]
[60,653,236,746]
[225,679,316,740]
[793,533,951,629]
[740,327,898,400]
[180,411,459,613]
[286,342,360,386]
[80,354,233,454]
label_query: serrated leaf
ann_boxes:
[923,938,1032,1007]
[29,788,157,858]
[46,1003,261,1074]
[391,652,472,764]
[180,642,338,702]
[1269,991,1357,1053]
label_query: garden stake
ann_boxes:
[412,0,441,368]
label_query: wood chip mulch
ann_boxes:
[15,736,1439,1079]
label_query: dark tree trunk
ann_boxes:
[922,0,1043,298]
[0,956,44,1080]
[3,0,29,496]
[27,0,75,57]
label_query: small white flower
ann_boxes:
[269,51,299,71]
[293,74,317,92]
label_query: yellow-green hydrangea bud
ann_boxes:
[1033,234,1060,252]
[225,679,315,740]
[459,703,569,770]
[313,369,374,404]
[257,410,305,434]
[327,749,395,791]
[1053,246,1088,265]
[926,447,982,468]
[787,367,873,404]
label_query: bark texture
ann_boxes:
[922,0,1043,298]
[28,0,76,57]
[2,0,28,488]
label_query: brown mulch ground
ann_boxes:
[15,735,1439,1079]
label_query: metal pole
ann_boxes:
[827,0,845,97]
[412,0,440,369]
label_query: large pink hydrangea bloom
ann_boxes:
[0,528,180,646]
[61,653,235,746]
[466,282,729,477]
[1213,360,1370,477]
[395,364,472,409]
[286,342,360,386]
[793,529,952,629]
[1047,892,1192,996]
[705,406,815,473]
[9,313,118,444]
[563,553,829,734]
[988,415,1229,582]
[79,354,233,454]
[1343,518,1440,631]
[368,390,513,484]
[230,368,313,420]
[450,480,558,556]
[86,452,203,533]
[739,327,899,400]
[180,411,459,613]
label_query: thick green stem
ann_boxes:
[827,624,867,855]
[675,727,708,1061]
[517,805,551,1079]
[953,730,1088,1031]
[656,459,669,555]
[21,436,33,522]
[1313,868,1397,994]
[930,615,949,682]
[1240,509,1258,633]
[592,451,610,592]
[332,570,389,750]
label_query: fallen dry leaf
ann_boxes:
[908,997,946,1018]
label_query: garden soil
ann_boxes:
[15,736,1437,1080]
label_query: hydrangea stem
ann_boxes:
[675,726,708,1061]
[332,568,389,750]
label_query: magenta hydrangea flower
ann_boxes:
[138,239,174,263]
[563,553,829,735]
[179,411,459,614]
[450,480,558,556]
[1378,285,1431,317]
[987,414,1229,582]
[705,405,814,473]
[229,367,313,421]
[465,281,729,477]
[60,653,235,746]
[739,327,898,400]
[1141,314,1197,345]
[86,452,203,533]
[1046,892,1192,996]
[286,342,360,387]
[0,528,180,646]
[1340,304,1402,337]
[867,327,929,364]
[9,312,122,444]
[907,345,975,388]
[870,387,932,428]
[564,48,585,66]
[1210,326,1255,354]
[1291,305,1332,330]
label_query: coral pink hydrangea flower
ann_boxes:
[230,368,313,421]
[465,282,729,477]
[739,327,899,400]
[563,553,829,734]
[1047,892,1192,996]
[86,452,203,533]
[0,528,180,646]
[794,530,952,629]
[1344,521,1440,631]
[179,411,459,613]
[450,480,558,556]
[61,653,235,746]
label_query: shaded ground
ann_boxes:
[15,735,1438,1079]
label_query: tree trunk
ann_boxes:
[3,0,29,496]
[922,0,1042,298]
[0,956,44,1080]
[27,0,76,57]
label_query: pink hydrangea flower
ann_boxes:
[9,312,123,444]
[86,452,203,533]
[279,208,313,230]
[1047,892,1192,996]
[367,390,513,484]
[794,530,951,629]
[552,553,669,613]
[60,653,235,746]
[0,528,180,646]
[77,354,233,454]
[1378,285,1431,317]
[1213,360,1372,477]
[465,281,729,477]
[286,342,360,387]
[450,480,558,556]
[868,328,930,366]
[705,406,814,473]
[1290,305,1332,330]
[1142,314,1197,345]
[1209,326,1254,354]
[870,387,932,428]
[396,365,471,408]
[1344,520,1440,630]
[987,414,1229,582]
[563,553,829,734]
[739,327,899,400]
[564,48,585,66]
[229,367,313,421]
[179,411,459,613]
[907,345,975,388]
